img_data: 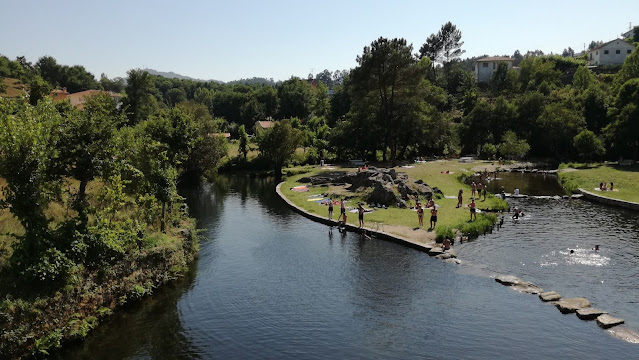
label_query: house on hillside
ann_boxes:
[474,57,514,83]
[51,89,122,109]
[588,39,636,66]
[209,133,231,142]
[255,120,275,134]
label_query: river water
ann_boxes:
[57,175,638,359]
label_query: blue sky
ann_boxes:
[1,0,637,82]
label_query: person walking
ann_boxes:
[469,198,477,221]
[430,205,438,230]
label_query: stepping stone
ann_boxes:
[554,298,591,314]
[606,327,639,343]
[495,275,521,286]
[443,258,461,265]
[597,314,624,328]
[539,291,562,302]
[422,243,437,251]
[428,247,444,256]
[576,308,607,320]
[513,281,543,295]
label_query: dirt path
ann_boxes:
[379,224,436,244]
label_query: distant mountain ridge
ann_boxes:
[142,68,224,83]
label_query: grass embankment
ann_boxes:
[0,178,198,358]
[559,163,639,203]
[280,160,507,243]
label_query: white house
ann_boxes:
[588,39,636,66]
[474,57,514,83]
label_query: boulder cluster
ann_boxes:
[299,167,439,208]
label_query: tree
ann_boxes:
[634,27,639,43]
[28,75,52,105]
[490,62,518,96]
[419,22,465,64]
[122,69,158,124]
[588,41,603,51]
[573,129,605,162]
[277,77,315,119]
[562,47,575,57]
[257,120,303,179]
[100,73,125,93]
[498,131,530,159]
[350,37,417,165]
[238,124,249,160]
[537,102,584,158]
[619,47,639,82]
[572,66,595,91]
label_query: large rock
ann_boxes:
[414,183,433,197]
[368,182,399,206]
[428,247,444,256]
[513,281,543,294]
[495,275,521,286]
[539,291,562,302]
[597,314,624,328]
[387,168,397,180]
[554,298,591,314]
[576,308,607,320]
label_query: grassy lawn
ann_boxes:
[559,163,639,203]
[280,160,507,240]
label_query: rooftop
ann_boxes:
[475,56,513,62]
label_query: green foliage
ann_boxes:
[480,143,497,159]
[122,69,158,124]
[498,131,530,159]
[238,124,249,160]
[419,22,466,64]
[28,75,52,105]
[257,119,304,175]
[33,329,63,356]
[277,77,315,119]
[573,129,605,162]
[435,225,455,241]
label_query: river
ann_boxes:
[57,175,638,359]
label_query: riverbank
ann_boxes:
[558,163,639,203]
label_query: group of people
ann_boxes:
[327,198,366,228]
[415,198,438,230]
[470,181,487,201]
[599,182,614,191]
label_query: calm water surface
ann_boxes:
[58,175,638,359]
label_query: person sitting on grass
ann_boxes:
[469,198,476,221]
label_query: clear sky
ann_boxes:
[1,0,637,82]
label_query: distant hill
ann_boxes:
[142,68,224,83]
[0,78,27,98]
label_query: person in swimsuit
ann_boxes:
[476,182,483,199]
[457,189,463,208]
[469,198,476,221]
[426,198,434,209]
[430,206,438,229]
[358,203,365,228]
[471,182,476,198]
[610,182,614,191]
[482,186,487,201]
[417,204,424,227]
[512,207,521,219]
[328,198,334,220]
[340,198,346,222]
[441,238,451,250]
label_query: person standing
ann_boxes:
[417,204,424,228]
[328,198,334,220]
[482,186,487,201]
[476,182,483,199]
[471,182,476,198]
[430,205,438,229]
[358,203,365,228]
[469,198,476,221]
[340,198,346,222]
[610,182,614,191]
[457,189,463,208]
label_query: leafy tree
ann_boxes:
[480,143,497,159]
[257,120,303,178]
[537,102,584,158]
[122,69,158,124]
[28,75,52,105]
[498,131,530,159]
[588,41,603,51]
[277,77,315,119]
[419,22,465,64]
[490,62,518,96]
[572,66,596,91]
[165,87,187,107]
[634,27,639,43]
[573,129,605,162]
[619,48,639,82]
[604,78,639,159]
[518,57,561,91]
[512,50,524,66]
[238,124,249,160]
[562,47,575,57]
[100,73,125,93]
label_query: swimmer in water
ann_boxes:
[570,249,575,254]
[593,245,600,251]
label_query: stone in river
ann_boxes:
[554,297,591,314]
[606,327,639,343]
[512,281,543,294]
[435,252,454,260]
[443,258,461,265]
[576,308,607,320]
[428,247,444,256]
[539,291,562,302]
[494,275,521,286]
[597,314,624,328]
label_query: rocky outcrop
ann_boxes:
[369,181,401,207]
[539,291,562,302]
[495,275,521,286]
[576,308,607,320]
[597,314,624,328]
[554,298,591,314]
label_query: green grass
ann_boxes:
[559,163,639,203]
[280,160,507,239]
